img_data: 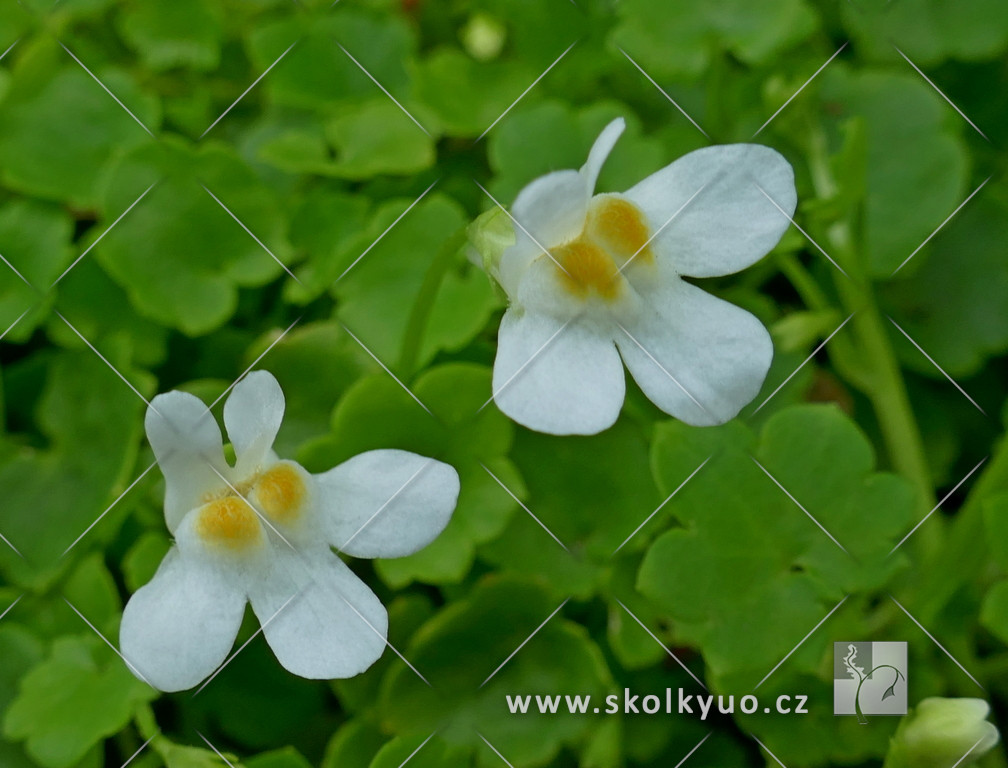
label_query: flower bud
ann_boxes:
[466,206,514,294]
[887,697,999,768]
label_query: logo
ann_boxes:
[833,641,907,722]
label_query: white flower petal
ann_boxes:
[580,117,626,193]
[249,546,388,679]
[499,170,590,297]
[615,278,772,426]
[224,371,284,475]
[145,391,229,533]
[316,450,459,559]
[493,308,625,435]
[119,548,246,692]
[624,144,795,278]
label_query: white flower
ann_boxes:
[120,371,459,692]
[486,118,796,435]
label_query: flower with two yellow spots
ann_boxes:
[485,118,797,435]
[120,371,459,692]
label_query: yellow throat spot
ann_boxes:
[197,496,261,549]
[552,196,654,301]
[254,463,307,523]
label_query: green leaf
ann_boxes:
[95,137,290,335]
[379,576,611,766]
[333,194,494,370]
[116,0,223,71]
[245,747,313,768]
[121,531,171,593]
[882,197,1008,377]
[841,0,1008,65]
[639,405,914,691]
[479,420,661,600]
[821,68,969,276]
[0,623,44,768]
[300,364,518,587]
[0,199,74,342]
[3,637,155,768]
[0,51,158,206]
[325,100,436,178]
[612,0,818,79]
[322,721,386,768]
[981,579,1008,645]
[0,352,145,586]
[61,553,121,635]
[368,735,469,768]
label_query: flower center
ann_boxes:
[254,463,307,523]
[553,196,654,301]
[196,496,261,549]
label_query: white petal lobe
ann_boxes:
[224,371,285,475]
[493,308,625,435]
[625,144,796,278]
[145,390,229,533]
[580,117,626,192]
[119,548,246,692]
[317,450,459,559]
[249,546,388,679]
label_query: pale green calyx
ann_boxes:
[885,697,1000,768]
[466,205,515,296]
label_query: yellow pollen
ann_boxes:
[196,497,261,548]
[551,196,654,301]
[254,463,306,522]
[586,197,654,264]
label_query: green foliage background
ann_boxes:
[0,0,1007,766]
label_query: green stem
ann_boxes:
[397,228,468,378]
[805,129,935,511]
